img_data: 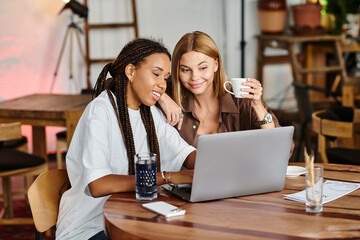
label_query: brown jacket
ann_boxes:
[178,93,281,148]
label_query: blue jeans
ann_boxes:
[89,231,109,240]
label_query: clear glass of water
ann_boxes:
[135,153,157,201]
[306,164,323,213]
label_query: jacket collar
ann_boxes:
[182,94,194,113]
[219,93,239,113]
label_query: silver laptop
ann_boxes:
[162,126,294,202]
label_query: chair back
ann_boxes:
[293,82,341,122]
[0,122,22,142]
[312,110,360,163]
[28,169,70,232]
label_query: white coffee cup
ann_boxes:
[223,78,250,98]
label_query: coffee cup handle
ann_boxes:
[223,81,234,95]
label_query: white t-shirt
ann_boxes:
[56,91,195,240]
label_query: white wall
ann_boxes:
[0,0,301,151]
[260,0,303,111]
[0,0,71,152]
[87,0,227,87]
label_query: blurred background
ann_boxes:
[0,0,358,154]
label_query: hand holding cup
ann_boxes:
[224,78,263,105]
[223,78,250,98]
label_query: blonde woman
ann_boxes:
[161,31,285,148]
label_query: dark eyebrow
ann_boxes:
[153,66,164,71]
[153,66,170,76]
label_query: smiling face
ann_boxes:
[179,51,218,97]
[126,53,170,109]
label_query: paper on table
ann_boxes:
[284,180,360,204]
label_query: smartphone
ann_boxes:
[142,201,186,218]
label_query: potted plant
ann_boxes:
[326,0,360,35]
[291,0,323,35]
[257,0,287,34]
[326,0,347,35]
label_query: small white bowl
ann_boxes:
[286,166,306,177]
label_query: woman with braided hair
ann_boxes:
[56,38,196,240]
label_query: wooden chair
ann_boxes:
[290,82,340,161]
[28,169,70,240]
[312,109,360,164]
[0,122,47,224]
[55,131,67,169]
[1,133,28,199]
[3,135,28,153]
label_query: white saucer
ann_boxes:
[286,166,306,177]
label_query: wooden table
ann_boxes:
[103,163,360,239]
[0,94,92,161]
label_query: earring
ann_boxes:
[129,79,132,84]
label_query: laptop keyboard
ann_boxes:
[179,187,192,194]
[171,186,192,201]
[162,184,192,201]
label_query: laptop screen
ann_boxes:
[163,126,294,202]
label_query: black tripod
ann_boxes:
[50,15,88,93]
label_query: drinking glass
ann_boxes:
[306,164,323,212]
[135,153,157,201]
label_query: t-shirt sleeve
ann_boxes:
[81,100,113,186]
[151,107,196,172]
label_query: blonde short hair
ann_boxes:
[171,31,228,109]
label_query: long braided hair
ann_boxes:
[93,38,171,175]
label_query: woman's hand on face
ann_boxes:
[241,78,263,106]
[158,93,184,130]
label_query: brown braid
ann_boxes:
[93,38,170,175]
[140,104,160,166]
